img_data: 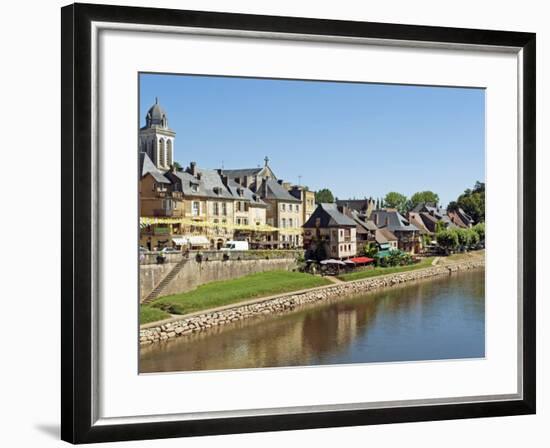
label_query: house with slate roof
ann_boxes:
[370,209,422,254]
[303,203,357,259]
[223,158,304,249]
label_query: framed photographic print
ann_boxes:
[61,2,536,444]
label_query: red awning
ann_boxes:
[350,257,374,264]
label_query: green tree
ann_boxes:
[468,228,480,248]
[472,223,485,242]
[410,191,440,209]
[456,228,471,250]
[455,181,485,223]
[362,242,378,258]
[315,188,334,204]
[384,192,408,214]
[436,229,459,254]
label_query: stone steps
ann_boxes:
[142,258,188,304]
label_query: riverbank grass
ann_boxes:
[148,270,331,318]
[140,306,171,324]
[337,257,435,282]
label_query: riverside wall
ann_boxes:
[140,250,301,302]
[140,259,484,345]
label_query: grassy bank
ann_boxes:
[336,257,435,282]
[144,270,331,320]
[140,306,171,324]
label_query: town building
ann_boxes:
[223,158,304,249]
[336,198,376,218]
[370,209,421,254]
[289,185,316,224]
[139,98,175,170]
[303,203,357,259]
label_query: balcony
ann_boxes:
[153,209,184,217]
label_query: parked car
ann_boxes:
[161,247,180,253]
[221,240,249,251]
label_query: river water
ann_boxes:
[140,269,485,373]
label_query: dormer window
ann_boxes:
[237,188,244,197]
[213,186,221,195]
[190,182,199,193]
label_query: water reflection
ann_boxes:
[140,269,485,373]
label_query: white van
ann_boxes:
[221,240,249,251]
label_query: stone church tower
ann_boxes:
[139,98,175,170]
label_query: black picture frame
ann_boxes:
[61,2,536,444]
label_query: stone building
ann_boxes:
[303,203,357,259]
[222,158,304,249]
[289,185,316,224]
[139,98,175,170]
[370,209,421,254]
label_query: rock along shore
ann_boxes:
[140,259,485,346]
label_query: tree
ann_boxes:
[172,161,183,171]
[456,228,471,250]
[436,229,459,254]
[315,188,334,204]
[454,181,485,223]
[472,223,485,242]
[362,242,378,258]
[468,228,480,248]
[410,191,440,209]
[384,192,408,214]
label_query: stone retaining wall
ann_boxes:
[140,259,484,346]
[140,253,300,301]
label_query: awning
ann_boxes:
[376,250,392,258]
[186,235,210,246]
[350,257,374,264]
[172,237,188,245]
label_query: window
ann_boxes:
[236,201,241,212]
[295,204,299,212]
[282,218,287,228]
[213,202,219,215]
[236,218,241,225]
[158,139,165,167]
[289,218,293,228]
[222,202,227,216]
[242,218,248,225]
[190,182,199,193]
[281,203,286,212]
[192,201,200,216]
[166,140,172,166]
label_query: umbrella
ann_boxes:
[320,259,346,266]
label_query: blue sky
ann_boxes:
[140,73,485,207]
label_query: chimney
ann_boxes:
[189,161,197,176]
[243,175,249,186]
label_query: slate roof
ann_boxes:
[225,180,267,207]
[348,210,378,233]
[408,212,431,234]
[336,199,374,212]
[303,203,357,228]
[139,152,170,183]
[165,166,233,199]
[370,209,420,232]
[376,228,398,244]
[411,202,445,219]
[221,168,263,179]
[256,178,301,203]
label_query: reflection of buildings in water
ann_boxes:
[140,269,485,373]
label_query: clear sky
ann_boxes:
[140,73,485,207]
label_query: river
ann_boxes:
[140,268,485,373]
